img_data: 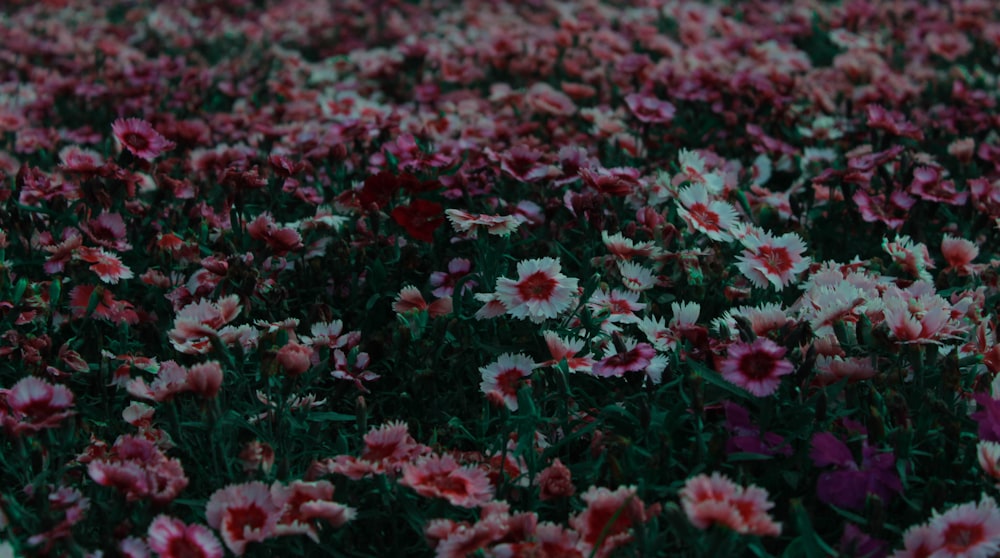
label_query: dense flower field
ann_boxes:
[2,0,1000,556]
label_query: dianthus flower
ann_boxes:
[494,258,578,323]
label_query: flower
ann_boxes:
[735,228,810,290]
[87,435,188,505]
[479,353,536,411]
[392,286,453,318]
[400,454,493,508]
[541,330,594,374]
[76,247,134,284]
[617,260,656,292]
[275,342,313,376]
[205,482,281,556]
[624,93,675,124]
[0,376,75,436]
[430,258,476,297]
[147,515,224,558]
[893,496,1000,558]
[941,234,980,275]
[679,472,781,536]
[592,338,655,378]
[112,118,175,161]
[537,459,575,501]
[270,480,355,541]
[718,338,794,397]
[676,182,739,241]
[810,428,902,512]
[570,485,658,557]
[495,257,579,323]
[391,199,445,242]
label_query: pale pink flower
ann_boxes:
[676,182,739,241]
[275,342,313,376]
[76,247,134,284]
[168,295,242,354]
[601,231,662,260]
[59,145,105,174]
[719,338,794,397]
[979,441,1000,485]
[617,260,656,292]
[392,286,452,318]
[147,515,223,558]
[444,209,521,238]
[624,93,675,124]
[430,258,476,297]
[270,480,355,541]
[910,496,1000,558]
[570,485,657,558]
[942,235,980,275]
[479,353,536,411]
[112,118,175,161]
[592,338,656,378]
[80,211,131,252]
[587,288,645,326]
[0,376,75,436]
[525,83,577,116]
[205,482,281,556]
[541,331,594,374]
[735,228,810,290]
[495,258,579,324]
[883,235,934,282]
[400,454,493,508]
[679,472,781,536]
[87,435,188,505]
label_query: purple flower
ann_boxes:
[810,431,902,511]
[840,524,888,558]
[723,402,792,457]
[972,394,1000,443]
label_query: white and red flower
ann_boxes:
[718,338,794,397]
[735,227,810,290]
[495,257,579,324]
[479,353,536,411]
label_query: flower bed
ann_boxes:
[2,0,1000,556]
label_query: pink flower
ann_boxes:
[400,454,493,508]
[942,235,980,275]
[570,485,657,558]
[76,247,134,284]
[479,353,536,411]
[495,257,579,323]
[679,472,781,536]
[205,482,281,556]
[537,459,575,501]
[0,376,75,436]
[270,480,355,541]
[541,330,594,374]
[112,118,175,161]
[735,228,810,290]
[275,342,313,376]
[592,338,655,378]
[87,435,188,505]
[718,338,794,397]
[147,515,223,558]
[127,361,223,402]
[392,286,453,318]
[430,258,476,297]
[624,93,676,124]
[525,83,577,116]
[168,295,242,354]
[677,183,740,241]
[894,496,1000,558]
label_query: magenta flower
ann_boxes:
[111,117,175,161]
[810,430,902,512]
[718,338,793,397]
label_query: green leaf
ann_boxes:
[306,412,357,422]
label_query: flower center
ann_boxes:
[758,246,792,274]
[739,351,776,380]
[943,522,983,550]
[517,271,557,301]
[124,132,149,150]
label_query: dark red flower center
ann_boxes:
[942,522,983,550]
[739,351,777,380]
[517,271,557,301]
[758,246,792,274]
[168,535,209,558]
[225,504,268,542]
[124,132,149,150]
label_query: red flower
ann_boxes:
[391,199,444,242]
[400,454,494,508]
